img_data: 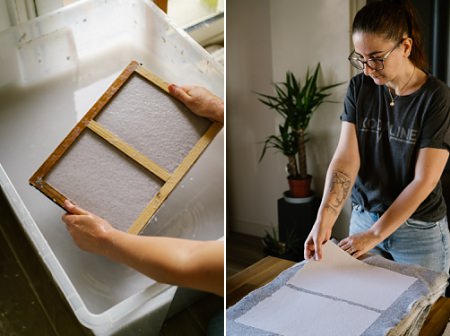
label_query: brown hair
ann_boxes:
[352,0,428,70]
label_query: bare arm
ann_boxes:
[62,201,224,296]
[304,121,360,260]
[339,147,449,258]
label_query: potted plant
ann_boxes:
[262,227,303,261]
[256,63,343,198]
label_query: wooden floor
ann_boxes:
[226,232,265,278]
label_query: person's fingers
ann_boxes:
[314,239,323,261]
[63,199,88,216]
[339,242,350,251]
[168,84,192,104]
[338,237,353,250]
[304,235,315,260]
[304,244,313,260]
[338,240,357,255]
[337,237,348,247]
[61,213,71,223]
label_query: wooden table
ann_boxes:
[227,256,450,336]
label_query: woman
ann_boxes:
[304,0,450,273]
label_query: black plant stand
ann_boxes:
[277,195,319,261]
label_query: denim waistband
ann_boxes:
[352,203,384,218]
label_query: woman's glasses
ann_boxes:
[348,40,403,71]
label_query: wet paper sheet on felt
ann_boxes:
[235,241,417,336]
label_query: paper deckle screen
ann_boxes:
[29,61,222,234]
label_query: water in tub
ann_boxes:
[0,43,224,316]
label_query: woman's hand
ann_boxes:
[304,221,333,261]
[338,229,381,259]
[168,84,224,123]
[62,200,115,256]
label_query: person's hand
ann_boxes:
[338,229,381,259]
[168,84,224,123]
[304,221,332,261]
[62,200,115,256]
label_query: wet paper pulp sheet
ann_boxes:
[235,241,417,336]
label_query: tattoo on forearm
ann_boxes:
[325,170,351,216]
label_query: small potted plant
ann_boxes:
[256,63,343,198]
[262,227,303,261]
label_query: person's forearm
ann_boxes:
[370,178,441,241]
[370,148,448,241]
[316,158,357,229]
[100,231,224,296]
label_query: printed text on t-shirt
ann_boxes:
[361,117,418,145]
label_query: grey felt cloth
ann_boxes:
[227,255,448,336]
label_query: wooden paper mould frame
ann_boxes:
[29,60,222,234]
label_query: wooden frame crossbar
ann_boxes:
[128,121,223,234]
[29,60,222,234]
[86,120,171,182]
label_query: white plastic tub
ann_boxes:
[0,0,223,334]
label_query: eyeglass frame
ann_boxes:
[347,39,405,71]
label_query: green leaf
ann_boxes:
[255,62,345,175]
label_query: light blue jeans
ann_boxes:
[350,204,450,274]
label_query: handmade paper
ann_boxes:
[236,286,380,336]
[235,241,417,335]
[95,74,211,173]
[46,131,162,232]
[287,241,417,310]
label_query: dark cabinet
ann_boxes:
[276,196,319,261]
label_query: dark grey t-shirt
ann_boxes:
[341,73,450,221]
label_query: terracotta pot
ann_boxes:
[287,175,312,198]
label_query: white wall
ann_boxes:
[227,0,354,239]
[0,0,11,31]
[227,0,277,236]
